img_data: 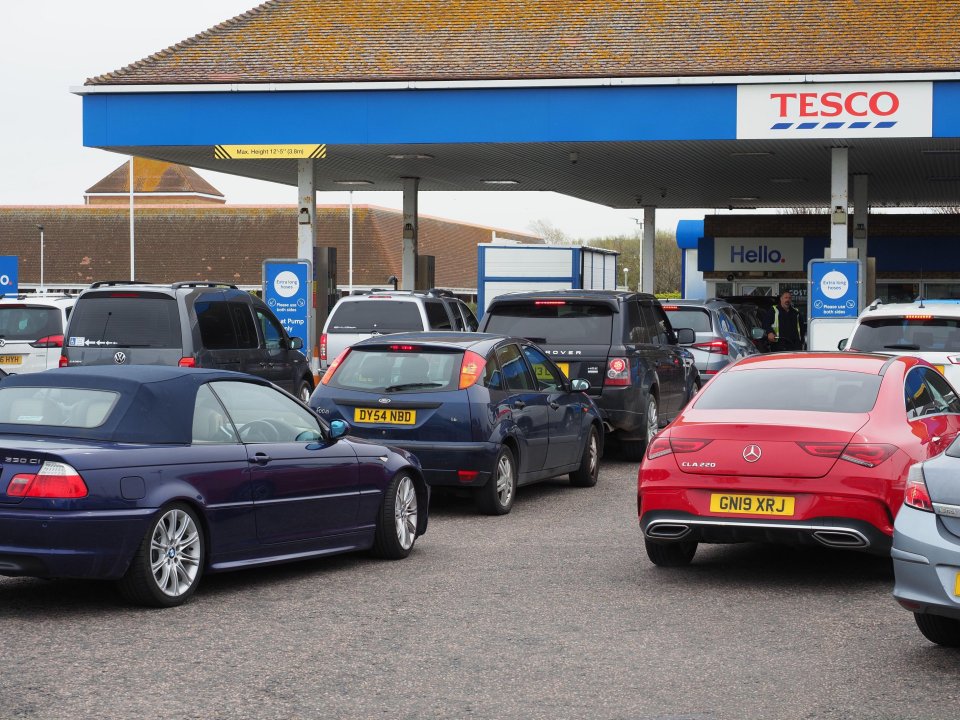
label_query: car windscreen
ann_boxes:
[483,303,614,344]
[662,307,712,332]
[694,369,882,413]
[0,306,62,340]
[327,301,423,333]
[848,317,960,353]
[0,387,119,428]
[329,348,461,393]
[67,293,182,349]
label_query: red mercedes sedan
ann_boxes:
[638,352,960,566]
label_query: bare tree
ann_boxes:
[527,219,577,245]
[586,229,681,295]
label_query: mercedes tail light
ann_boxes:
[646,436,673,460]
[606,357,630,386]
[904,463,934,512]
[692,339,729,356]
[6,461,87,499]
[459,351,486,389]
[796,442,896,467]
[30,335,64,349]
[321,348,350,385]
[670,438,714,453]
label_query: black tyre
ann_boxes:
[296,379,314,404]
[620,394,659,461]
[476,445,517,515]
[645,538,697,567]
[914,612,960,647]
[570,426,600,487]
[117,503,205,608]
[372,472,420,559]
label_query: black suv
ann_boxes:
[61,281,314,400]
[479,290,699,458]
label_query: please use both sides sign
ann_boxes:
[214,144,327,160]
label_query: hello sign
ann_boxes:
[737,82,932,139]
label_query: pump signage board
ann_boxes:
[0,256,17,296]
[737,82,932,139]
[713,237,804,272]
[262,259,311,349]
[808,259,861,319]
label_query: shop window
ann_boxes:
[922,283,960,301]
[876,283,920,304]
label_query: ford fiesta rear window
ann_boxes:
[328,349,460,393]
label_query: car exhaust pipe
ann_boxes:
[812,529,869,548]
[646,523,692,540]
[602,422,615,434]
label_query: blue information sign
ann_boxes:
[809,260,859,319]
[263,260,311,348]
[0,256,18,296]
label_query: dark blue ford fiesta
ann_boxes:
[0,366,427,607]
[310,333,604,515]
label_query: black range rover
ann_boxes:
[479,290,699,459]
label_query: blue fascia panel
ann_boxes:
[82,85,736,147]
[697,238,715,271]
[934,82,960,138]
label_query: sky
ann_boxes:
[0,1,700,241]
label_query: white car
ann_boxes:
[0,295,76,373]
[843,300,960,388]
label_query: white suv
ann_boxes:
[843,300,960,388]
[0,295,76,373]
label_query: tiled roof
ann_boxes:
[0,205,537,289]
[87,0,960,86]
[85,158,224,199]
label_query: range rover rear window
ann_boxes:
[483,303,614,344]
[68,293,182,349]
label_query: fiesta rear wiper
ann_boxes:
[883,343,921,350]
[384,382,445,392]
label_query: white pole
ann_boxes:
[37,225,44,292]
[348,190,354,292]
[129,157,135,280]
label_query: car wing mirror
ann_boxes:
[288,336,304,351]
[329,419,349,440]
[751,327,766,340]
[674,327,696,345]
[570,378,590,392]
[838,338,848,351]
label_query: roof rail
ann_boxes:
[426,288,456,298]
[88,280,151,289]
[867,298,883,311]
[170,282,239,290]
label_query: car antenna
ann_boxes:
[918,266,925,308]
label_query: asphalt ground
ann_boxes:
[0,458,957,720]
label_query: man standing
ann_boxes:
[763,291,805,351]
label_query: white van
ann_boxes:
[0,295,76,373]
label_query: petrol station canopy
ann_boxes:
[75,0,960,210]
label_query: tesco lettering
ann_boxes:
[770,90,899,118]
[730,245,785,264]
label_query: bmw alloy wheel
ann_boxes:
[150,508,202,597]
[394,476,418,551]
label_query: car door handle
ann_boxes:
[549,401,560,409]
[249,453,271,465]
[513,400,526,410]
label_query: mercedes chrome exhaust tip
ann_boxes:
[812,529,869,548]
[646,523,692,540]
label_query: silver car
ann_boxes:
[661,298,759,379]
[893,445,960,646]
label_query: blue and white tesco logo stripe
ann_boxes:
[0,256,18,295]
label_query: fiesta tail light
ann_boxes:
[457,470,479,483]
[459,350,486,390]
[692,339,729,355]
[58,354,68,368]
[606,357,630,386]
[904,464,934,512]
[670,438,714,453]
[319,333,328,362]
[646,436,673,460]
[321,347,351,385]
[29,334,63,349]
[797,442,896,467]
[389,345,420,352]
[178,357,197,368]
[534,300,566,306]
[6,461,87,499]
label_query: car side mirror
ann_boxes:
[289,336,304,351]
[570,378,590,392]
[751,327,766,340]
[675,327,696,345]
[838,338,848,351]
[329,419,349,440]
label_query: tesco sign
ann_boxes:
[737,82,932,139]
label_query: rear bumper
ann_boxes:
[640,509,891,555]
[892,504,960,620]
[385,441,498,487]
[0,507,154,579]
[592,387,645,435]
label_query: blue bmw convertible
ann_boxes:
[0,366,427,607]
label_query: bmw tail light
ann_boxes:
[904,464,934,512]
[58,354,68,368]
[30,334,64,349]
[646,436,673,460]
[320,333,327,362]
[178,357,197,368]
[692,339,729,355]
[6,461,87,499]
[606,357,630,386]
[321,348,351,385]
[459,351,486,390]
